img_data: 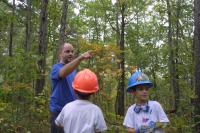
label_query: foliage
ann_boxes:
[0,0,196,132]
[0,83,49,133]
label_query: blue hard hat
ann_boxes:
[127,68,153,92]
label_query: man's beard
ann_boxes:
[63,57,73,64]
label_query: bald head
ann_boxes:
[63,43,73,49]
[60,43,73,51]
[59,43,75,64]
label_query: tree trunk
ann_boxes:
[166,0,178,113]
[8,0,15,57]
[24,0,32,51]
[174,0,181,111]
[115,4,121,116]
[115,2,126,116]
[194,0,200,131]
[59,0,69,46]
[103,13,107,42]
[35,0,48,95]
[94,14,100,40]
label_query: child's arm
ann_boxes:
[55,110,64,127]
[155,122,168,129]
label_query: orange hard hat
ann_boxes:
[72,69,99,93]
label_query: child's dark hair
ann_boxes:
[75,90,93,100]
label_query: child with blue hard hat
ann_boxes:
[123,68,169,133]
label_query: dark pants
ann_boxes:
[50,111,64,133]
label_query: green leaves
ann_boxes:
[0,0,196,132]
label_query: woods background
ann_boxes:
[0,0,200,132]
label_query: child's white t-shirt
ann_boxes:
[55,99,107,133]
[123,100,169,133]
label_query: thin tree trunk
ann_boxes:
[136,1,139,47]
[174,0,181,111]
[114,3,121,115]
[35,0,48,95]
[52,37,57,64]
[116,13,120,46]
[166,0,177,113]
[59,0,69,46]
[24,0,32,51]
[8,0,15,57]
[94,14,100,40]
[115,2,126,116]
[103,13,107,42]
[194,0,200,131]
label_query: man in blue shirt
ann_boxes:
[50,43,93,133]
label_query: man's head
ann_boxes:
[59,43,75,64]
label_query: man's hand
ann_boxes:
[59,50,94,77]
[80,50,94,60]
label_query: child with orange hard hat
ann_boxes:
[55,69,107,133]
[123,68,169,133]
